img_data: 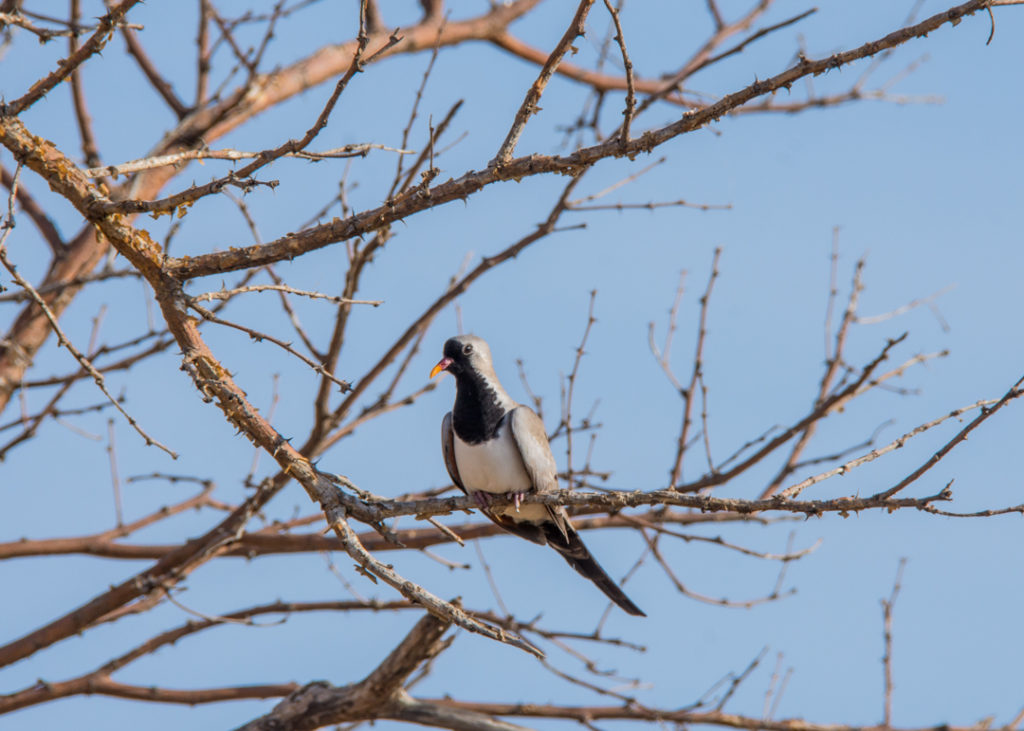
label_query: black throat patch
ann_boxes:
[452,371,507,444]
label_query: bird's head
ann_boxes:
[430,334,494,379]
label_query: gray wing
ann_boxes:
[441,412,466,494]
[508,405,570,540]
[508,406,558,493]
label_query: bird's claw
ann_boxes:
[470,491,524,512]
[472,492,492,510]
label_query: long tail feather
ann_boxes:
[541,522,645,617]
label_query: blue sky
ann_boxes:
[1,1,1023,728]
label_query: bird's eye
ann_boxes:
[462,343,473,355]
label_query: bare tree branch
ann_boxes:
[167,0,998,281]
[493,0,596,165]
[236,612,453,731]
[2,0,142,116]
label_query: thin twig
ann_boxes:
[389,20,444,198]
[248,0,287,80]
[195,0,211,106]
[717,647,768,711]
[263,266,325,360]
[618,513,820,562]
[570,157,667,205]
[856,285,954,326]
[0,170,177,458]
[97,29,405,216]
[3,0,142,116]
[671,248,720,486]
[882,558,907,727]
[81,144,414,179]
[762,254,863,498]
[780,398,1000,499]
[873,373,1024,500]
[474,540,511,617]
[563,291,598,489]
[0,10,142,40]
[191,284,382,307]
[246,374,280,486]
[569,199,730,212]
[69,0,102,168]
[327,512,544,658]
[643,531,794,609]
[107,419,123,527]
[187,300,353,393]
[649,270,687,393]
[492,0,596,165]
[601,0,635,146]
[116,13,189,117]
[0,163,65,255]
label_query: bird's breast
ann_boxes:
[455,432,551,524]
[453,423,532,495]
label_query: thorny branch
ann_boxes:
[81,144,415,179]
[0,507,790,561]
[0,1,1021,728]
[160,0,1003,282]
[2,0,143,116]
[0,0,542,417]
[93,30,404,217]
[0,170,177,457]
[492,0,596,165]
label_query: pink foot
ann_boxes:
[509,492,525,512]
[472,492,492,510]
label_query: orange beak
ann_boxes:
[430,357,453,379]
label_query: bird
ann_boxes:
[430,334,645,616]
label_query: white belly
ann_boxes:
[454,426,550,523]
[454,425,531,494]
